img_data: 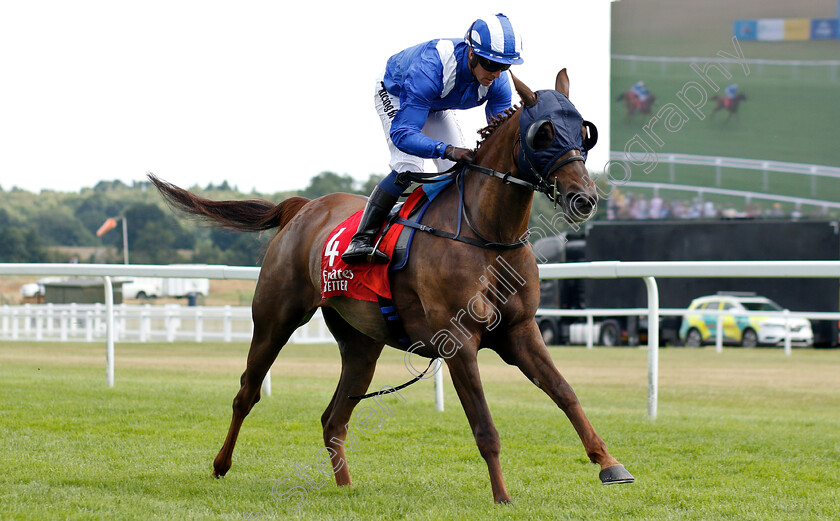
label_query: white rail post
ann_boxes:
[35,306,43,341]
[94,303,103,337]
[117,303,126,342]
[104,276,115,388]
[23,303,32,336]
[434,359,444,412]
[586,313,594,349]
[643,276,659,420]
[715,314,724,353]
[69,303,77,335]
[223,305,232,342]
[60,309,68,342]
[11,307,18,340]
[262,370,272,397]
[166,305,176,342]
[194,308,203,343]
[46,303,54,336]
[85,310,94,341]
[139,305,148,342]
[1,305,8,338]
[783,309,791,356]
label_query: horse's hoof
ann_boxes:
[599,464,634,484]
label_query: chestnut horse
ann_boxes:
[712,92,747,123]
[616,90,656,121]
[149,69,633,503]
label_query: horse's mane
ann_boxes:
[477,105,520,148]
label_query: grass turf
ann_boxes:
[1,341,839,520]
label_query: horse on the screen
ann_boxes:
[712,92,747,123]
[617,89,656,121]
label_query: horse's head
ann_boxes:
[512,69,598,222]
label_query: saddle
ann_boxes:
[320,188,430,303]
[384,191,432,270]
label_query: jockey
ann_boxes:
[724,83,739,99]
[630,81,649,104]
[723,83,738,109]
[341,13,523,264]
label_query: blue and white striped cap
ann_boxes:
[465,13,524,65]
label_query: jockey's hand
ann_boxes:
[444,146,475,164]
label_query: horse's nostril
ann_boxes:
[565,193,597,222]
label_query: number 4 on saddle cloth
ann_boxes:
[320,187,432,348]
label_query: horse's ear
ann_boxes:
[555,69,570,98]
[510,71,537,108]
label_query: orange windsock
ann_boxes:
[96,217,118,237]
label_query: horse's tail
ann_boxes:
[616,92,625,101]
[147,173,310,233]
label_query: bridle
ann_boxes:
[394,91,597,248]
[397,129,590,210]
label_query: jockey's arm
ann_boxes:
[484,73,514,123]
[389,101,449,160]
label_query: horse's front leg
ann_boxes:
[446,350,512,504]
[499,321,634,484]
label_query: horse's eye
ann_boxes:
[532,122,554,150]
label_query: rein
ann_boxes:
[348,357,437,400]
[398,145,585,207]
[394,164,530,250]
[394,147,585,249]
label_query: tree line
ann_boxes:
[0,173,382,265]
[0,171,573,265]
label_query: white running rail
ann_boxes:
[4,261,840,418]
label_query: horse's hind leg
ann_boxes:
[318,307,383,487]
[212,297,315,478]
[499,322,634,484]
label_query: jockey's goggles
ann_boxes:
[476,55,511,73]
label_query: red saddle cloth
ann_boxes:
[320,188,426,302]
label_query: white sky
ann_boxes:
[0,1,611,194]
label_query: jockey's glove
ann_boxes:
[444,146,476,164]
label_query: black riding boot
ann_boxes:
[341,186,399,264]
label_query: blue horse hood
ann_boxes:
[518,90,588,181]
